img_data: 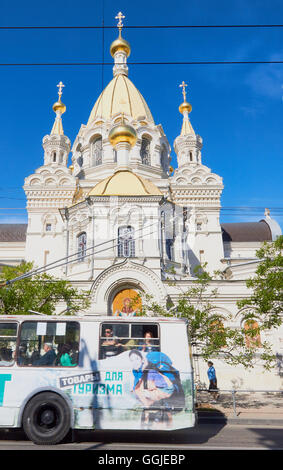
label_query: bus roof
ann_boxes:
[0,314,188,324]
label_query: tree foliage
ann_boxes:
[140,257,280,370]
[237,235,283,330]
[0,262,90,315]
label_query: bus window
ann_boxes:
[131,324,160,353]
[99,323,129,359]
[18,321,80,367]
[0,322,17,367]
[99,322,160,359]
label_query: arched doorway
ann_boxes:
[112,288,142,317]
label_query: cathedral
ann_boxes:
[0,13,282,390]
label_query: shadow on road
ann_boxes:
[0,411,228,447]
[73,411,228,449]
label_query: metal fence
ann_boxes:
[196,388,283,417]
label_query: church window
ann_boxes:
[189,151,193,162]
[166,239,173,260]
[52,152,57,162]
[161,146,167,170]
[140,136,151,165]
[46,223,52,232]
[77,155,83,167]
[77,232,87,262]
[118,226,135,258]
[197,223,202,231]
[209,319,226,347]
[92,136,103,166]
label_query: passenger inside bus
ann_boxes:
[33,343,56,366]
[138,331,159,353]
[100,327,124,359]
[56,343,77,367]
[99,323,160,359]
[0,347,14,366]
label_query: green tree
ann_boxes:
[237,235,283,332]
[139,262,277,370]
[0,262,90,315]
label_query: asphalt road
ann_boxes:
[0,422,282,451]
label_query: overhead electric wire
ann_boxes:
[1,218,163,285]
[0,60,282,66]
[0,24,283,29]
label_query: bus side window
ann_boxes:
[0,322,17,367]
[18,321,80,367]
[131,324,160,353]
[99,323,129,359]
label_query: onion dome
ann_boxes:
[87,74,154,125]
[110,34,131,58]
[88,170,162,197]
[108,120,137,148]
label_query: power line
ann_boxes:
[0,24,283,29]
[0,60,282,66]
[2,219,162,285]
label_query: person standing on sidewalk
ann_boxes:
[207,361,219,402]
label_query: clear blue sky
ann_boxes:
[0,0,282,227]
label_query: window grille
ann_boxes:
[118,226,135,258]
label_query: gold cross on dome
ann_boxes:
[179,81,188,101]
[57,81,65,99]
[115,11,125,32]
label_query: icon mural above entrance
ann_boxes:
[112,289,142,316]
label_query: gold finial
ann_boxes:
[53,81,66,115]
[110,12,131,59]
[178,80,192,115]
[115,11,125,36]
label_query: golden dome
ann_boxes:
[52,98,66,115]
[179,100,192,115]
[88,170,162,197]
[110,34,131,58]
[108,122,137,147]
[87,74,154,126]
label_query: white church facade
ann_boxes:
[1,14,282,391]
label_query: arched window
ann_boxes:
[161,146,167,171]
[118,226,135,258]
[209,319,226,347]
[77,232,87,262]
[244,320,261,348]
[140,136,151,165]
[52,151,57,163]
[92,136,102,166]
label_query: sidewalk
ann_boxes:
[196,390,283,426]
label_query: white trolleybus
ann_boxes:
[0,315,196,444]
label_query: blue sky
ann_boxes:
[0,0,282,228]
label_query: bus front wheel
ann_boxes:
[22,392,71,445]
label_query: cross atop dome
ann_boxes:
[115,11,125,34]
[57,81,65,99]
[179,81,188,102]
[110,12,131,76]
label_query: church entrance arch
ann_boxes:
[89,260,167,316]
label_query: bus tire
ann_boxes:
[22,392,71,445]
